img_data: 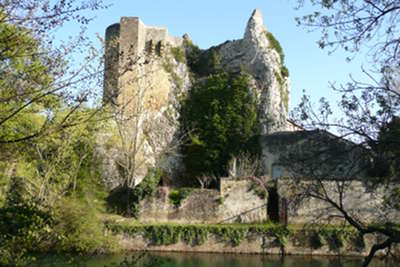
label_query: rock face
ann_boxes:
[101,9,294,187]
[216,9,291,134]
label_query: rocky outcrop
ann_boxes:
[100,9,293,186]
[213,9,291,134]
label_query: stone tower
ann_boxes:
[102,17,191,186]
[103,17,185,107]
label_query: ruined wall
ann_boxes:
[138,178,267,224]
[277,178,400,225]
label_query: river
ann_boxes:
[33,252,398,267]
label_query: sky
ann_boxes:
[68,0,371,114]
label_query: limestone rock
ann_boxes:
[215,9,291,134]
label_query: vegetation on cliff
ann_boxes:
[180,72,260,181]
[265,31,289,78]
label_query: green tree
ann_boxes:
[0,1,110,265]
[181,72,259,181]
[0,0,106,145]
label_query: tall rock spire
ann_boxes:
[217,9,291,134]
[244,9,268,47]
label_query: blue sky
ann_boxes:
[70,0,370,114]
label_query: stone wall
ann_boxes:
[138,178,267,223]
[277,178,400,225]
[259,130,366,180]
[112,226,400,257]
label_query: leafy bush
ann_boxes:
[168,188,193,207]
[184,39,221,76]
[0,178,54,266]
[281,65,289,78]
[309,230,324,249]
[106,168,162,217]
[181,72,260,179]
[53,197,115,254]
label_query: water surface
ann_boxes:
[33,252,398,267]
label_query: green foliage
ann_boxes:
[52,197,115,254]
[387,186,400,210]
[265,31,284,63]
[281,65,289,78]
[0,178,54,266]
[323,229,345,251]
[0,10,58,144]
[212,225,248,246]
[0,111,112,263]
[108,222,368,252]
[310,226,353,251]
[168,188,193,207]
[309,230,324,249]
[185,39,221,76]
[274,70,289,112]
[265,31,289,79]
[107,222,290,248]
[181,72,260,178]
[170,47,186,63]
[353,233,366,252]
[106,168,162,217]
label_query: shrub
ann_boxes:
[168,188,193,207]
[53,197,115,254]
[0,178,54,266]
[281,65,289,78]
[106,168,162,217]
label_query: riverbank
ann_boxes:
[106,220,400,257]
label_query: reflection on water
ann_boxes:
[33,252,397,267]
